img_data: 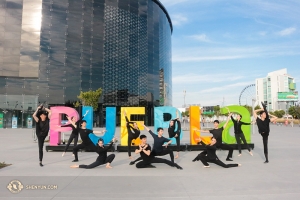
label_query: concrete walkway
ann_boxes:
[0,125,300,199]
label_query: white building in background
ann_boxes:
[256,68,298,112]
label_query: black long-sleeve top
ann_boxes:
[78,129,94,146]
[125,116,140,137]
[231,116,251,135]
[168,119,181,138]
[149,130,170,153]
[61,115,85,136]
[200,141,218,160]
[209,127,223,146]
[95,142,114,162]
[256,106,270,134]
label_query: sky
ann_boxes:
[159,0,300,108]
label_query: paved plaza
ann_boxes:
[0,125,300,199]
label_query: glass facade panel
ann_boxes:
[0,0,172,126]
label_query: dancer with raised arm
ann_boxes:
[228,110,253,156]
[168,110,181,159]
[70,137,117,169]
[135,135,182,169]
[130,123,173,165]
[72,120,106,162]
[60,110,89,157]
[124,110,140,159]
[32,104,52,167]
[254,102,278,163]
[201,117,234,161]
[192,137,241,168]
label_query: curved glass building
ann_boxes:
[0,0,172,127]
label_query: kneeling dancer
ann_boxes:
[193,137,241,168]
[135,135,182,170]
[70,137,117,169]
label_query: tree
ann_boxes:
[254,105,261,110]
[74,88,103,111]
[213,105,220,117]
[273,110,285,118]
[181,112,185,117]
[184,110,189,117]
[243,105,252,115]
[288,106,300,119]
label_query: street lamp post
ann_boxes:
[183,90,186,130]
[252,98,256,135]
[183,90,186,108]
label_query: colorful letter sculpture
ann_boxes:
[120,107,145,146]
[220,105,252,144]
[89,107,116,145]
[49,106,79,146]
[154,106,183,144]
[189,106,210,145]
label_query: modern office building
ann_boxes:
[256,69,298,112]
[0,0,172,128]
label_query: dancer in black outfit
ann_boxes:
[228,111,253,156]
[254,102,278,163]
[192,137,241,168]
[124,111,140,159]
[201,117,234,161]
[72,120,106,162]
[130,123,173,165]
[32,104,52,167]
[135,135,182,169]
[168,110,181,159]
[70,137,117,169]
[60,110,89,157]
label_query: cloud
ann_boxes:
[190,34,211,42]
[199,81,254,94]
[171,14,188,26]
[172,73,245,84]
[172,81,254,107]
[277,27,296,36]
[159,0,190,6]
[258,31,267,36]
[172,43,300,62]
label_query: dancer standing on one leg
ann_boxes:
[254,102,278,163]
[168,110,181,159]
[59,110,89,157]
[32,104,52,167]
[192,137,241,168]
[72,120,106,162]
[228,111,253,156]
[135,135,182,169]
[201,117,234,161]
[70,137,117,169]
[124,111,140,159]
[130,123,173,165]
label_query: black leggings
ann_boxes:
[64,133,78,152]
[169,134,181,152]
[235,133,251,154]
[37,135,47,162]
[153,149,174,163]
[217,144,234,159]
[128,136,138,157]
[73,143,95,161]
[79,154,115,169]
[195,154,238,168]
[261,133,269,161]
[132,148,175,164]
[136,157,176,168]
